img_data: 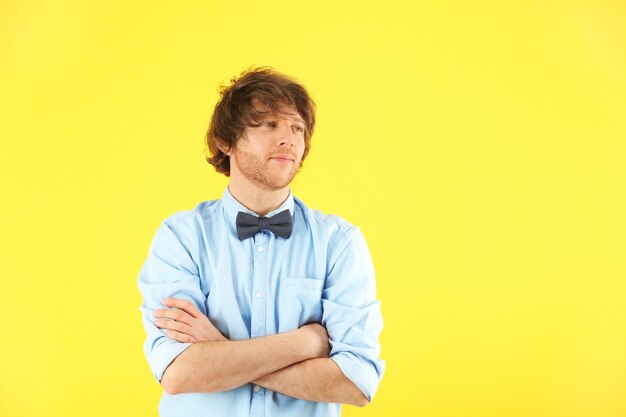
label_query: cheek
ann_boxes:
[296,138,306,159]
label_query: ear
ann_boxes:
[216,139,232,156]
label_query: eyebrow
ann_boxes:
[284,113,305,124]
[264,112,305,125]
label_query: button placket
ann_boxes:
[249,234,268,417]
[250,234,268,340]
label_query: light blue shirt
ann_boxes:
[138,188,385,417]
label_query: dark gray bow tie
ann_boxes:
[236,209,292,240]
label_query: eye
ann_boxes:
[257,120,276,129]
[293,125,305,134]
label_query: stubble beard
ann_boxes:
[233,148,301,191]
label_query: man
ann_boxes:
[138,67,384,417]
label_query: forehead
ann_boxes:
[250,98,304,122]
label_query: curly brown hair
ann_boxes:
[205,67,316,176]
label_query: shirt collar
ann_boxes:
[221,186,295,225]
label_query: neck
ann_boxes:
[228,177,290,217]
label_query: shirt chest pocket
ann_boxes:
[277,277,324,331]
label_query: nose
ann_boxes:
[276,121,296,147]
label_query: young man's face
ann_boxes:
[231,100,307,192]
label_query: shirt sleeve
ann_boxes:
[137,218,208,382]
[322,225,385,401]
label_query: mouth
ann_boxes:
[269,155,295,162]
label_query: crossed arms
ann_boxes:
[153,298,369,406]
[138,220,384,407]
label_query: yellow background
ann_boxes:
[1,1,625,416]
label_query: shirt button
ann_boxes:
[255,292,263,299]
[253,385,261,392]
[257,245,265,253]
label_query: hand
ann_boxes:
[153,298,227,343]
[297,323,331,359]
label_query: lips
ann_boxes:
[269,154,295,162]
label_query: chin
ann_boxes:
[252,178,288,191]
[267,177,296,190]
[245,169,298,191]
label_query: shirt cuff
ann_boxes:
[330,351,384,401]
[148,338,193,382]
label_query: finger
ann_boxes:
[154,318,192,334]
[163,298,204,319]
[166,329,197,343]
[153,308,194,325]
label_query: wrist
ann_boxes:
[288,327,315,361]
[291,326,327,360]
